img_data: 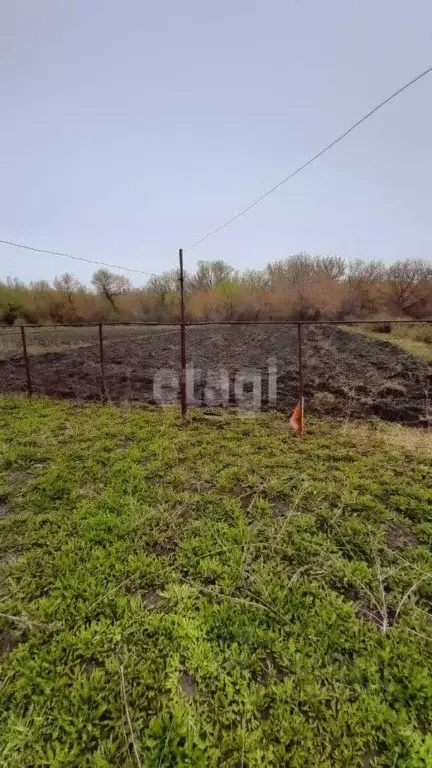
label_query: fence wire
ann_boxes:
[0,321,430,426]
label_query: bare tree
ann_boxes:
[5,276,26,289]
[316,255,346,280]
[387,259,432,314]
[239,269,270,290]
[53,272,84,307]
[347,259,385,287]
[91,269,132,310]
[267,253,316,287]
[267,254,345,286]
[343,259,386,314]
[30,280,51,292]
[146,270,181,304]
[142,269,184,320]
[190,261,234,291]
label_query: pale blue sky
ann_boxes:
[0,0,431,286]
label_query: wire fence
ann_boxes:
[1,319,431,427]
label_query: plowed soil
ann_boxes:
[1,325,431,424]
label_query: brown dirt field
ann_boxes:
[0,325,431,424]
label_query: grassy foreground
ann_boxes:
[0,398,432,767]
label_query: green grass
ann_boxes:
[0,397,432,767]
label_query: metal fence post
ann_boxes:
[297,322,304,435]
[98,323,107,400]
[20,326,32,397]
[179,248,187,419]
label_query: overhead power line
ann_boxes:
[2,67,431,271]
[189,65,432,251]
[0,239,160,277]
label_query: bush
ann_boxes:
[1,256,431,324]
[1,303,21,325]
[370,322,392,334]
[312,391,337,411]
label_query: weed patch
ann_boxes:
[0,396,431,766]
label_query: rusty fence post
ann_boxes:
[297,322,304,435]
[179,248,187,419]
[98,322,107,400]
[21,326,32,397]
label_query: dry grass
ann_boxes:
[392,336,432,364]
[388,323,432,363]
[342,418,432,460]
[342,323,432,364]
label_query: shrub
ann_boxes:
[1,256,431,324]
[311,391,337,412]
[1,303,21,325]
[370,322,392,334]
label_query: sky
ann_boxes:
[0,0,431,287]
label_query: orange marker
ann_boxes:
[289,399,304,435]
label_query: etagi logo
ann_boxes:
[153,357,277,411]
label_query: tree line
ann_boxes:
[1,254,431,325]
